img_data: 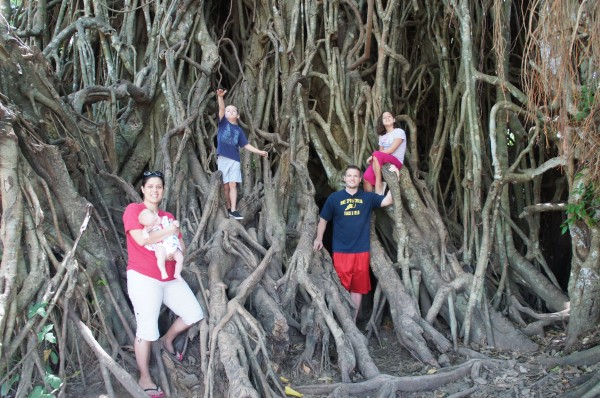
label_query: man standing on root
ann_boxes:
[313,165,395,321]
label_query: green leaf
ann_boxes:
[28,385,53,398]
[38,324,55,343]
[28,302,48,319]
[96,278,108,287]
[50,351,59,365]
[44,373,62,390]
[1,374,20,396]
[45,332,57,344]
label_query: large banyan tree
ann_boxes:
[0,0,599,396]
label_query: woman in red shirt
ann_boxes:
[123,171,203,397]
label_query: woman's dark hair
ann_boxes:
[376,111,400,136]
[141,171,165,187]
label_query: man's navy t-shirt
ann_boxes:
[319,189,384,253]
[217,117,249,162]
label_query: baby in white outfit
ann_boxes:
[138,209,184,280]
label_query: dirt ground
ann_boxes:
[279,323,600,398]
[69,321,600,398]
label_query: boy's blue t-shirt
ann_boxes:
[319,189,385,253]
[217,117,249,162]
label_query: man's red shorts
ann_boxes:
[332,252,371,294]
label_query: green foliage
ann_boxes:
[1,375,20,397]
[49,350,59,365]
[44,374,62,390]
[8,302,64,398]
[506,129,516,147]
[574,85,596,122]
[96,278,108,286]
[28,386,54,398]
[37,324,56,344]
[24,372,63,397]
[28,302,48,319]
[561,183,600,234]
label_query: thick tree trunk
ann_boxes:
[566,172,600,349]
[0,119,23,358]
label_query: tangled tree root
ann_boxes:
[295,358,507,397]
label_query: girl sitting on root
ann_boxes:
[363,111,405,194]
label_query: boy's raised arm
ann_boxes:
[216,89,226,120]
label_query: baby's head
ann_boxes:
[224,105,240,124]
[138,209,159,227]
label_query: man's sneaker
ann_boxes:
[229,210,243,220]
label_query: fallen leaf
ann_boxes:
[285,386,304,397]
[427,368,437,374]
[302,364,311,374]
[280,376,289,383]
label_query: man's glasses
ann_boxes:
[143,171,164,178]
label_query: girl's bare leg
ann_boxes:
[373,156,384,194]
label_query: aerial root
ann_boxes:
[561,369,600,398]
[68,311,149,398]
[295,358,507,396]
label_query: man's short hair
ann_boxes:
[344,165,362,176]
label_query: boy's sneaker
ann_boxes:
[229,210,243,220]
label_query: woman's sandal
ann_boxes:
[165,349,183,361]
[143,386,165,398]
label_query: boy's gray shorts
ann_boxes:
[217,156,242,183]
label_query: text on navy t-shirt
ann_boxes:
[319,189,385,253]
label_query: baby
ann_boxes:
[138,208,184,280]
